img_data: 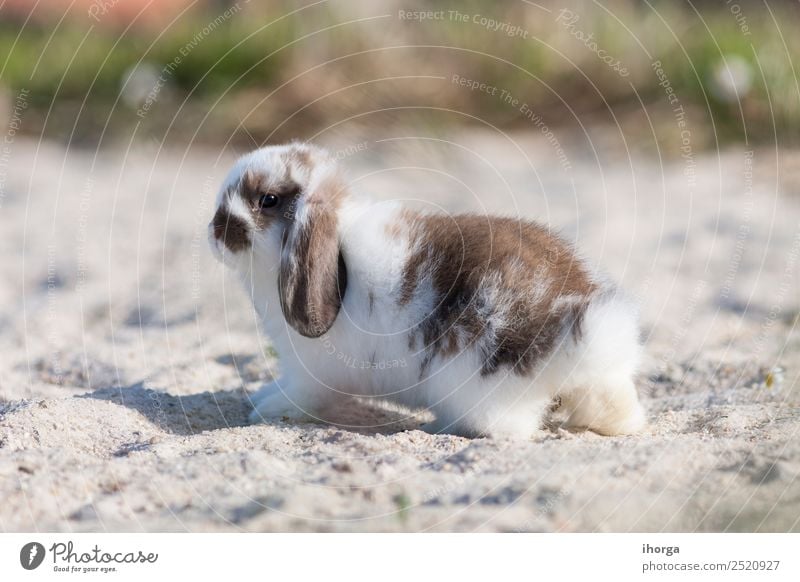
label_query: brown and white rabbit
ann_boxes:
[208,143,646,438]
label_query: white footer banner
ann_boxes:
[1,534,797,581]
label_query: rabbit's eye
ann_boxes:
[258,194,280,210]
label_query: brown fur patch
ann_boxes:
[399,213,598,377]
[287,146,312,168]
[211,206,250,252]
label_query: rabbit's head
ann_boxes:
[209,143,348,337]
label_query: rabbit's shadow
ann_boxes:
[81,382,251,435]
[81,381,426,436]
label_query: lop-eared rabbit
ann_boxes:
[209,143,646,438]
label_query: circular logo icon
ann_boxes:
[20,542,46,570]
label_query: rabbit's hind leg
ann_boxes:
[560,378,646,436]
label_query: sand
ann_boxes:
[1,131,798,531]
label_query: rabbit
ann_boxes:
[208,142,646,439]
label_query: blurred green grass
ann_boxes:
[0,17,291,99]
[1,0,798,148]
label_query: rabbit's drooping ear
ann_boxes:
[278,174,347,338]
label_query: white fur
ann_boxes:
[209,145,646,438]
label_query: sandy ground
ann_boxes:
[1,131,799,532]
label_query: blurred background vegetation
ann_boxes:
[1,0,798,152]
